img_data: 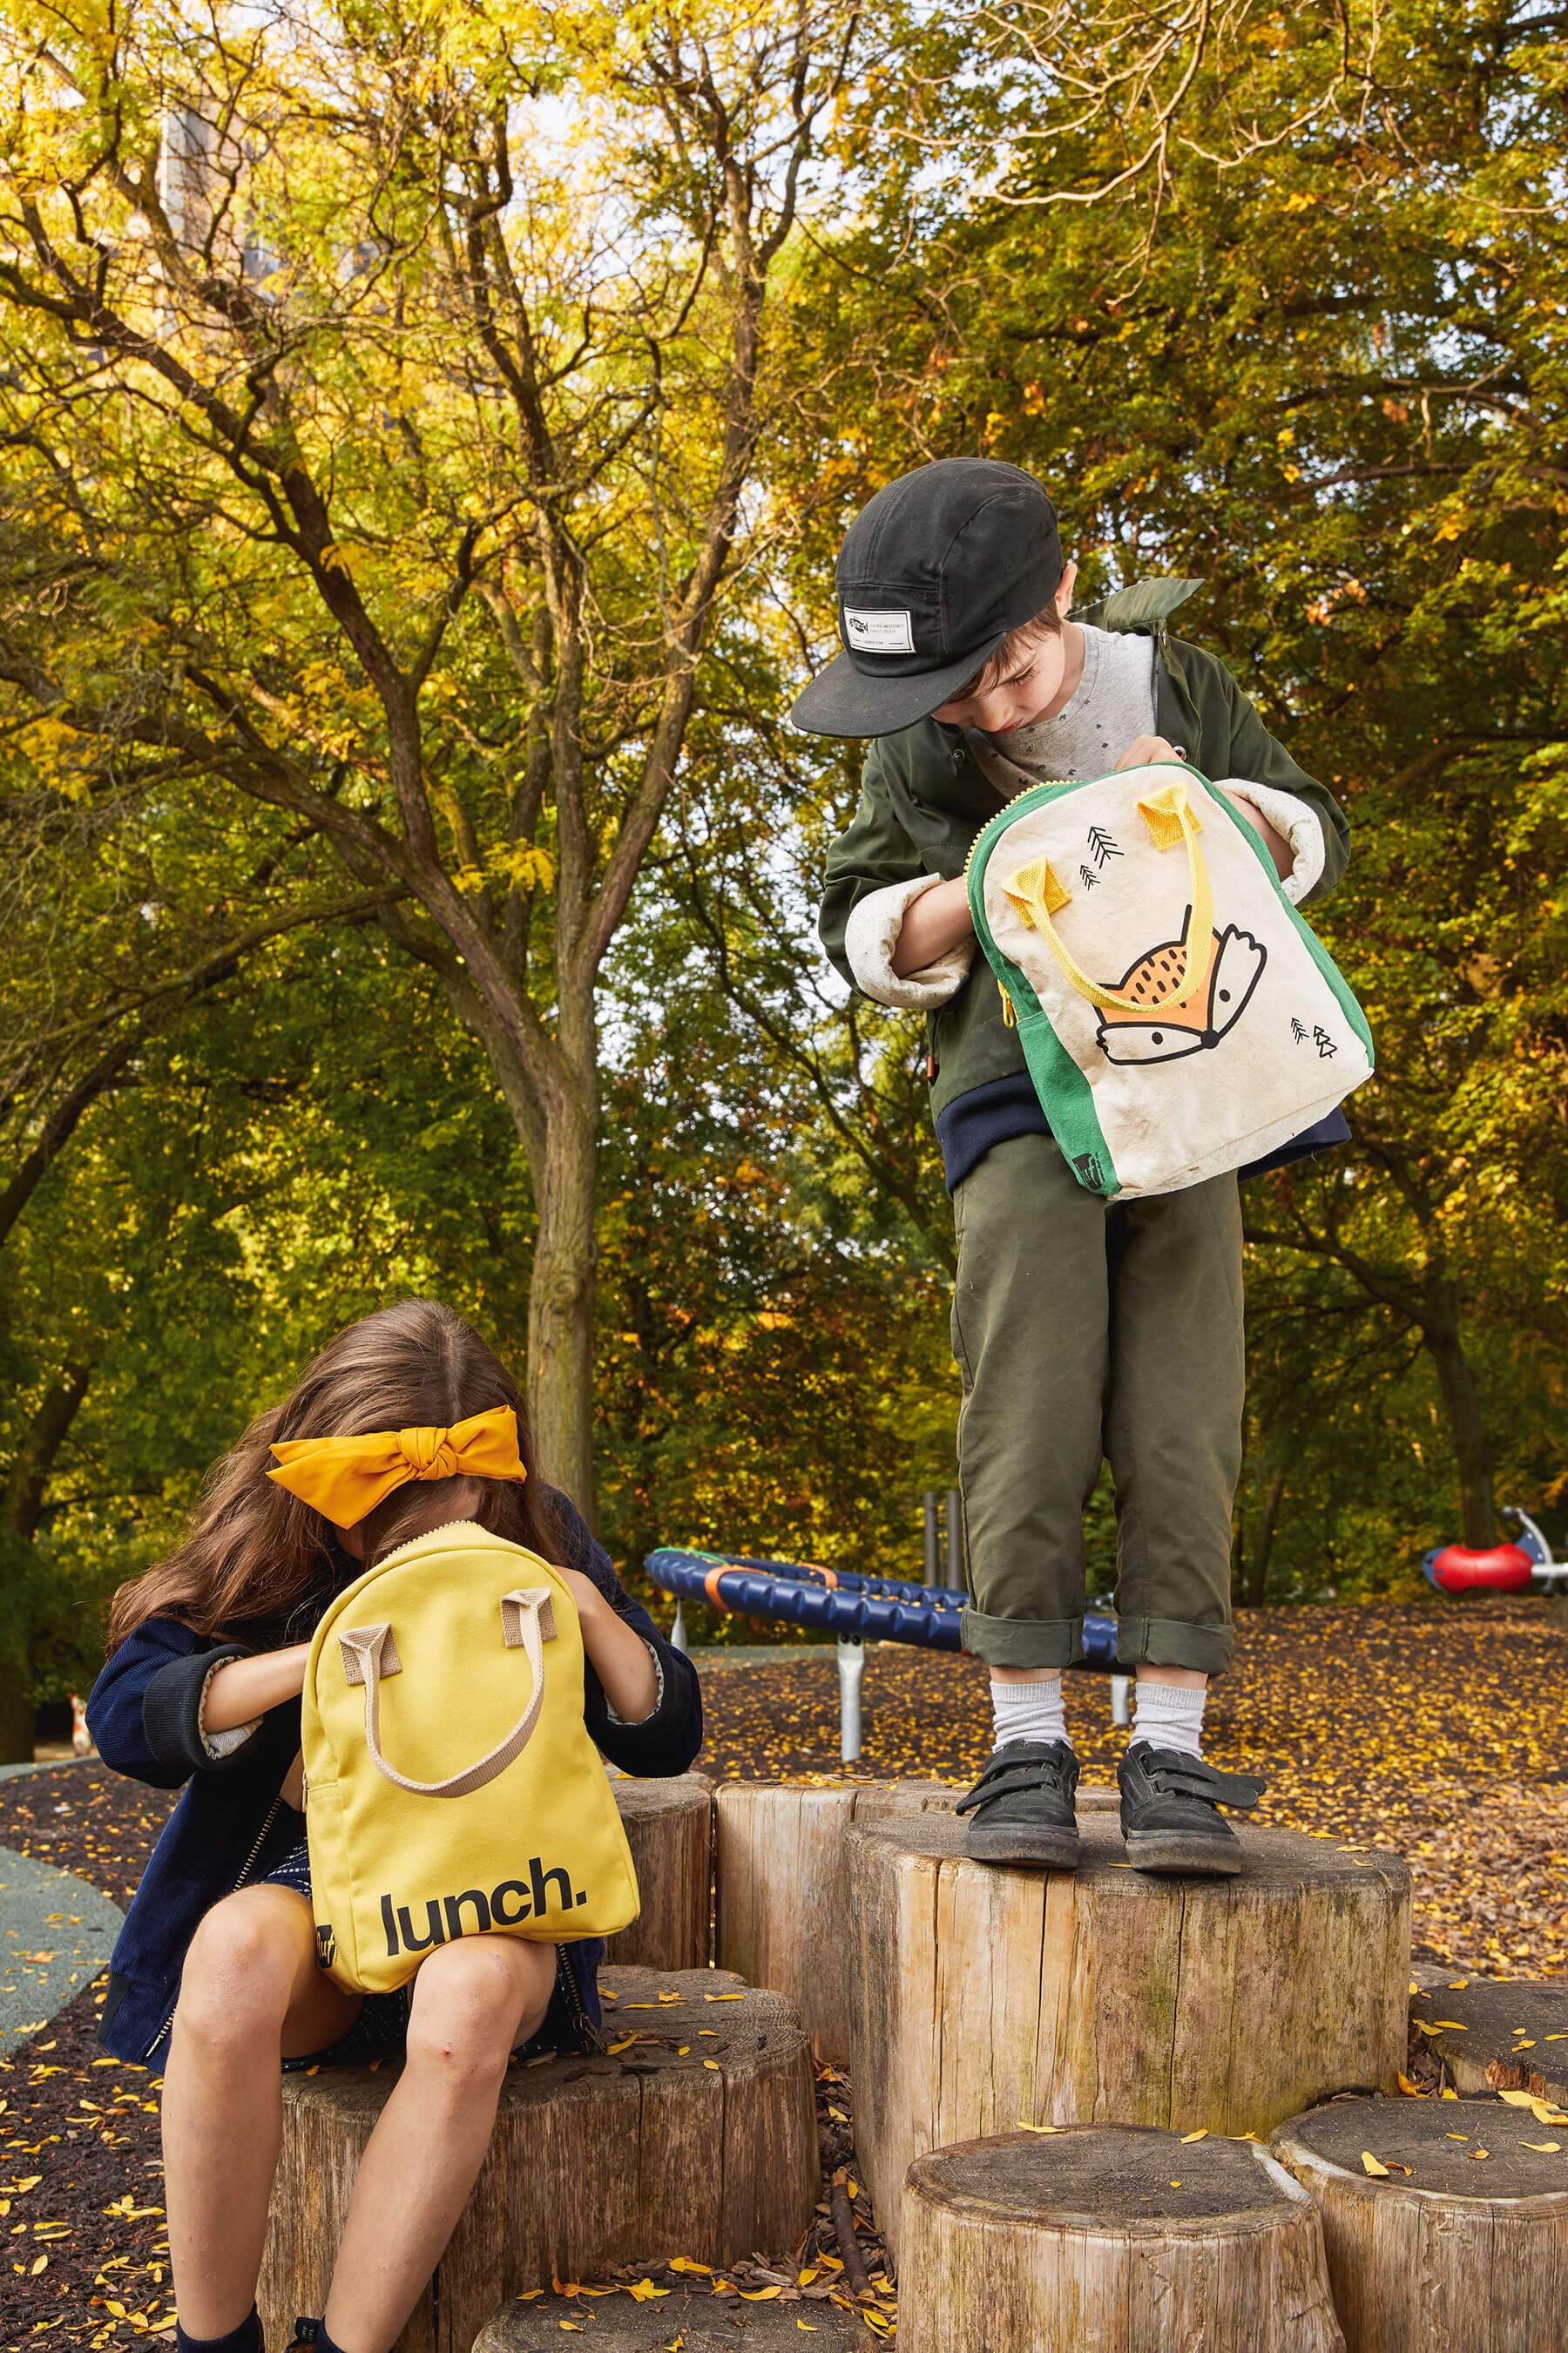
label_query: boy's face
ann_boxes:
[931,560,1078,735]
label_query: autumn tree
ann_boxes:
[0,0,870,1508]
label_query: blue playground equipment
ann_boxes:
[645,1547,1123,1764]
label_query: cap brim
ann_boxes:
[788,633,1008,738]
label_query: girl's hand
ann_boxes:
[557,1568,659,1723]
[1115,734,1183,771]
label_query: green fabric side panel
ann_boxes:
[1201,775,1375,1065]
[1015,1013,1119,1197]
[966,779,1119,1199]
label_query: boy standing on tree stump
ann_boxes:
[800,459,1350,1872]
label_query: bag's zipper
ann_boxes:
[997,982,1016,1028]
[143,1793,284,2060]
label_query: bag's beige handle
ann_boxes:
[336,1586,557,1801]
[1002,780,1214,1014]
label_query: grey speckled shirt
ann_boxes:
[994,624,1156,781]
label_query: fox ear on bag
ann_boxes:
[968,762,1373,1201]
[300,1523,639,1994]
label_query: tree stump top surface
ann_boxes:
[613,1770,713,1819]
[852,1803,1408,1893]
[1278,2095,1568,2201]
[475,2292,863,2350]
[1409,1977,1568,2100]
[908,2126,1299,2228]
[280,1966,801,2125]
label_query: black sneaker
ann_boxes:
[1118,1744,1265,1876]
[954,1740,1081,1868]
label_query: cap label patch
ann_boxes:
[844,605,915,654]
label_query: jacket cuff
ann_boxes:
[198,1653,263,1761]
[605,1638,666,1728]
[142,1642,254,1780]
[844,874,975,1010]
[1220,779,1325,905]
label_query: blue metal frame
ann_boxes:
[645,1546,1120,1670]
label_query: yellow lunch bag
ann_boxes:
[301,1518,640,1993]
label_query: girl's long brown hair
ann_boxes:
[106,1300,560,1653]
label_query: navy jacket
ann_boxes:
[86,1491,702,2065]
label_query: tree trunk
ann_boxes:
[899,2127,1343,2353]
[258,1966,818,2353]
[1272,2095,1568,2351]
[848,1807,1410,2263]
[1245,1464,1288,1607]
[525,1099,599,1516]
[0,1360,98,1762]
[1423,1275,1496,1549]
[603,1773,713,1972]
[713,1779,959,2064]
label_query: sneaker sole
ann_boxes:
[963,1822,1082,1870]
[1123,1829,1244,1876]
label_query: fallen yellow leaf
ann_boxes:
[625,2280,670,2302]
[740,2286,784,2301]
[1179,2130,1207,2145]
[1523,2141,1561,2154]
[1015,2121,1058,2133]
[606,2038,636,2055]
[1362,2152,1389,2177]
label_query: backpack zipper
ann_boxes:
[997,982,1017,1028]
[142,1793,284,2060]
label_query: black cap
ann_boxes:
[790,458,1062,738]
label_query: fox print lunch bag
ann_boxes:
[965,761,1374,1200]
[301,1521,640,1993]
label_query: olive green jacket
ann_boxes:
[817,578,1351,1122]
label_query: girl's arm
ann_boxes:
[559,1572,659,1723]
[543,1489,703,1775]
[202,1645,310,1730]
[88,1619,260,1788]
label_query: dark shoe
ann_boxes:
[1118,1744,1265,1875]
[955,1740,1081,1867]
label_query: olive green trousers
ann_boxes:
[950,1132,1244,1673]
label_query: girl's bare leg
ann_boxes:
[322,1937,556,2353]
[163,1884,363,2336]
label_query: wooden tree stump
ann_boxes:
[257,1966,816,2353]
[474,2293,865,2350]
[1273,2094,1568,2350]
[713,1778,955,2061]
[1409,1976,1568,2108]
[605,1772,713,1971]
[897,2126,1344,2353]
[849,1808,1409,2259]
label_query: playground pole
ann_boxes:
[945,1490,963,1586]
[838,1635,864,1763]
[923,1491,940,1586]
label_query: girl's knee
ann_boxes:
[404,1938,548,2081]
[175,1892,305,2048]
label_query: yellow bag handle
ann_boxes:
[336,1586,558,1801]
[1001,781,1214,1013]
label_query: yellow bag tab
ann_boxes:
[302,1520,639,1992]
[1003,855,1071,930]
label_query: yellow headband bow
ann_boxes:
[267,1403,527,1529]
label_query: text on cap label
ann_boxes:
[843,605,916,653]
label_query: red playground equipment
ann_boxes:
[1424,1542,1533,1596]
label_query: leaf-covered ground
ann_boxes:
[3,1595,1565,2343]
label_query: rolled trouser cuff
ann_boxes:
[1115,1614,1233,1676]
[961,1608,1085,1670]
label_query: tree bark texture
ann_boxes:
[898,2126,1345,2353]
[258,1965,817,2353]
[1273,2094,1568,2351]
[604,1772,712,1972]
[848,1808,1410,2262]
[713,1778,961,2064]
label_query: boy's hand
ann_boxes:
[1114,734,1183,771]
